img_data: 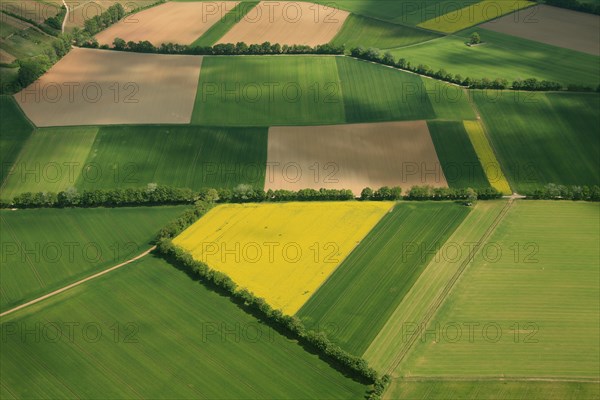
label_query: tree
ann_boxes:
[113,37,126,50]
[465,188,478,205]
[469,32,481,45]
[360,187,373,200]
[17,56,51,88]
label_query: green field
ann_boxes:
[76,125,267,191]
[0,256,367,398]
[330,14,441,50]
[364,201,508,372]
[190,56,483,126]
[0,95,33,187]
[390,28,600,86]
[420,77,477,120]
[298,202,470,355]
[417,0,534,33]
[192,1,259,46]
[401,201,600,378]
[191,56,346,126]
[0,206,186,312]
[337,57,435,122]
[384,380,600,400]
[311,0,481,25]
[474,91,600,192]
[1,127,99,199]
[428,121,490,188]
[0,24,55,61]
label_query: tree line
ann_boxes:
[2,184,512,209]
[89,38,345,55]
[349,47,599,92]
[527,183,600,201]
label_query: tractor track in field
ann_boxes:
[385,198,515,375]
[0,246,155,318]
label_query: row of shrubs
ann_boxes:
[83,37,345,55]
[526,183,600,201]
[349,47,598,92]
[1,9,60,36]
[403,186,502,201]
[1,184,508,209]
[156,235,380,384]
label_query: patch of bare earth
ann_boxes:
[0,49,16,64]
[481,5,600,56]
[217,1,349,46]
[15,47,203,126]
[265,121,448,196]
[95,1,239,46]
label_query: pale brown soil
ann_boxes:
[95,1,239,46]
[481,5,600,56]
[0,48,16,64]
[15,47,203,126]
[217,1,349,46]
[265,121,448,196]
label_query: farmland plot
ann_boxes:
[95,1,240,46]
[0,256,367,398]
[216,1,349,46]
[482,5,600,56]
[400,201,600,378]
[15,48,203,126]
[0,206,186,312]
[474,91,599,192]
[265,121,447,195]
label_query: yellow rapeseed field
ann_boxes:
[464,120,512,195]
[418,0,534,34]
[174,201,394,314]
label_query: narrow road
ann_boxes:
[0,246,156,318]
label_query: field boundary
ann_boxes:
[0,246,155,318]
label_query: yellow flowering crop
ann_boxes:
[464,120,512,195]
[174,201,394,314]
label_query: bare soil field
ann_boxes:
[15,47,203,126]
[481,5,600,55]
[217,1,349,46]
[95,1,239,46]
[265,121,448,195]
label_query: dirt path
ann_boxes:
[0,246,156,318]
[61,0,68,33]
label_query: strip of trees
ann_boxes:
[98,38,345,55]
[527,183,600,201]
[350,47,598,92]
[1,184,511,210]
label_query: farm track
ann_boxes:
[0,246,155,318]
[386,199,515,375]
